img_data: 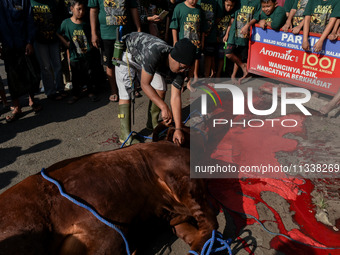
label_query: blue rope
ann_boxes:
[184,109,340,252]
[187,110,340,251]
[120,110,203,148]
[40,168,131,255]
[120,131,152,148]
[186,110,340,251]
[152,109,202,139]
[41,167,233,255]
[188,230,233,255]
[117,107,340,253]
[184,109,199,124]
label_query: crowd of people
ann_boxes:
[1,0,340,143]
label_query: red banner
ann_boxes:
[248,25,340,96]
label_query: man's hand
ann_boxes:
[302,40,310,51]
[240,24,249,35]
[173,129,184,146]
[148,15,161,23]
[92,33,100,48]
[292,26,302,35]
[328,33,338,41]
[282,22,292,32]
[222,34,229,43]
[161,105,173,125]
[25,43,34,55]
[313,40,323,52]
[258,20,266,29]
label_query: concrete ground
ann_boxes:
[0,60,339,254]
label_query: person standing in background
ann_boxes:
[0,0,42,122]
[60,0,73,91]
[200,0,224,78]
[216,0,237,78]
[30,0,67,100]
[225,0,261,84]
[170,0,206,91]
[88,0,141,102]
[0,75,10,111]
[57,0,99,104]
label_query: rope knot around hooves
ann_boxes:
[189,230,233,255]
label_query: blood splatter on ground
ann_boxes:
[199,92,340,254]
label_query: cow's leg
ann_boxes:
[172,218,216,253]
[58,227,129,255]
[173,222,199,247]
[58,234,87,255]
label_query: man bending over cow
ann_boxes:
[115,32,196,146]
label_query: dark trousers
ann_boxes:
[3,47,40,100]
[70,58,96,97]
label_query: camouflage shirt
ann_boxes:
[124,32,185,89]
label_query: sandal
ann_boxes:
[109,94,119,102]
[30,103,43,113]
[6,111,23,123]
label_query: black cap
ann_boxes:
[170,38,196,66]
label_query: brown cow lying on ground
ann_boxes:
[0,131,218,254]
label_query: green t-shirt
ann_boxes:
[304,0,340,33]
[292,0,309,27]
[58,19,92,62]
[198,0,223,43]
[87,0,138,40]
[217,9,236,40]
[259,6,287,30]
[284,0,295,13]
[170,2,206,49]
[227,0,261,46]
[30,0,63,43]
